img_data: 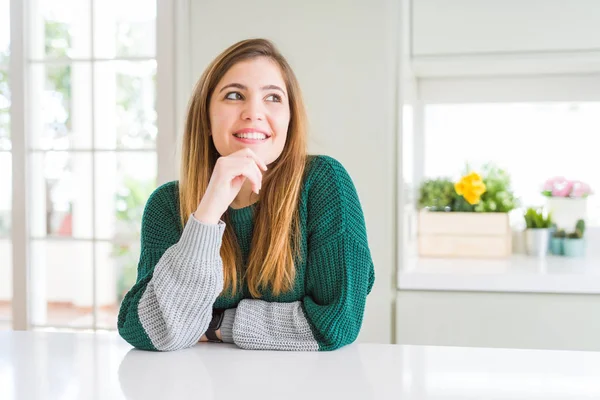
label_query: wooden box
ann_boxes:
[418,211,512,258]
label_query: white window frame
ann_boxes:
[412,74,600,189]
[406,74,600,263]
[9,0,180,331]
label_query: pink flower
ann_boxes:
[571,181,592,198]
[551,179,573,197]
[543,176,565,192]
[542,177,593,198]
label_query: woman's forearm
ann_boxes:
[122,217,225,351]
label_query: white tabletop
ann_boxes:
[398,254,600,294]
[1,331,600,399]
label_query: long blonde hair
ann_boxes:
[178,39,308,298]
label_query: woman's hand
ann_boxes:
[194,148,268,225]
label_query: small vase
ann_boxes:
[525,228,551,257]
[548,226,556,250]
[550,237,564,255]
[545,197,587,231]
[563,238,586,257]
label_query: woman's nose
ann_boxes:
[241,98,265,121]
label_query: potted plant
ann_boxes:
[524,207,553,257]
[550,228,566,255]
[542,177,592,230]
[418,178,456,211]
[417,165,516,258]
[564,219,586,258]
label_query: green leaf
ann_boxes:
[418,178,458,211]
[477,163,518,213]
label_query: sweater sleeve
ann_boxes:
[117,184,226,351]
[220,156,375,351]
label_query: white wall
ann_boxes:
[412,0,600,56]
[397,290,600,352]
[410,0,600,77]
[180,0,403,344]
[418,74,600,103]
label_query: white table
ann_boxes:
[1,331,600,399]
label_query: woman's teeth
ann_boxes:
[234,132,268,140]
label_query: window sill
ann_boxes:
[398,254,600,295]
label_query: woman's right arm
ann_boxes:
[117,185,226,352]
[118,149,267,351]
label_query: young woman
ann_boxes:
[118,38,375,352]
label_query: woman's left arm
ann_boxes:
[220,236,374,351]
[219,156,375,351]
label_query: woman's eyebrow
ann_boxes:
[219,83,246,93]
[219,83,286,95]
[261,84,286,95]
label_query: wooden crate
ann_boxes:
[418,211,512,258]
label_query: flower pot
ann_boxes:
[525,228,551,257]
[418,211,512,258]
[547,226,556,250]
[549,237,564,255]
[563,238,586,257]
[545,197,587,231]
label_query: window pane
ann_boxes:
[0,156,10,329]
[94,61,157,149]
[0,153,11,329]
[95,152,156,240]
[424,103,600,226]
[0,0,9,65]
[0,241,10,330]
[30,240,93,328]
[30,152,93,239]
[93,0,156,58]
[95,241,139,330]
[29,63,93,150]
[0,0,9,328]
[0,153,10,235]
[0,68,9,150]
[30,0,91,60]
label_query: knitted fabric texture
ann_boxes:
[117,155,375,351]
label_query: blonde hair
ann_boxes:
[178,39,307,298]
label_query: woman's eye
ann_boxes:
[266,94,282,103]
[225,92,243,100]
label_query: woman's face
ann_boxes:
[209,57,290,165]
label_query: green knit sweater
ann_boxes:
[117,155,375,351]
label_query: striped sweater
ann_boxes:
[117,155,375,351]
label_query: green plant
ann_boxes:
[567,219,586,239]
[474,163,518,213]
[418,163,518,213]
[553,228,566,238]
[524,207,553,229]
[452,195,476,212]
[418,178,457,211]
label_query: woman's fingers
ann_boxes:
[224,157,263,194]
[231,148,268,172]
[241,158,263,194]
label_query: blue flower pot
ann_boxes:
[563,238,586,257]
[550,238,564,255]
[548,227,556,248]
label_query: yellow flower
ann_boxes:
[455,172,487,205]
